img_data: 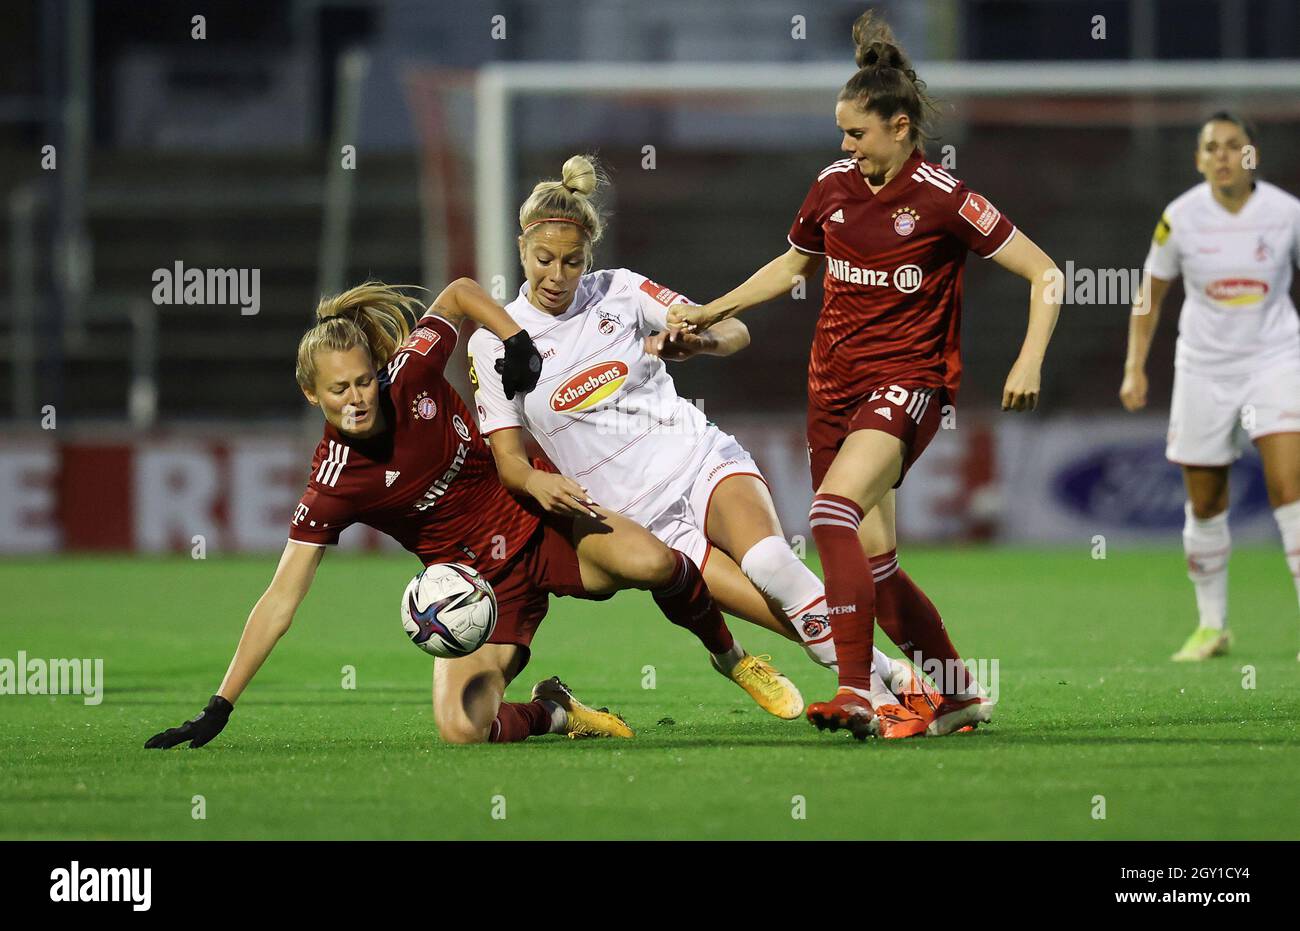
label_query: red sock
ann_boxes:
[652,550,735,655]
[871,550,971,695]
[488,700,552,743]
[810,493,875,693]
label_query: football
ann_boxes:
[400,563,498,658]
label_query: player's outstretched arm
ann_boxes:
[432,278,541,399]
[991,231,1062,412]
[144,541,325,749]
[1120,272,1171,412]
[486,427,598,519]
[646,318,750,361]
[669,246,821,331]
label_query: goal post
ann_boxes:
[472,59,1300,290]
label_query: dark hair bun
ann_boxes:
[858,40,906,70]
[852,9,910,69]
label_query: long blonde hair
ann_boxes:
[518,154,608,261]
[295,281,422,390]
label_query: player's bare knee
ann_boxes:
[433,669,499,744]
[436,712,491,745]
[432,693,477,744]
[1184,467,1229,518]
[625,539,678,588]
[649,541,680,586]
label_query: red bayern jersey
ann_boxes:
[288,314,540,568]
[787,148,1016,409]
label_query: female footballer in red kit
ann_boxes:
[145,279,800,750]
[673,10,1062,738]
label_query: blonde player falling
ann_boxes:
[146,277,807,750]
[1121,111,1300,661]
[468,155,932,735]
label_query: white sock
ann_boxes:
[738,535,902,686]
[840,680,897,708]
[882,654,913,695]
[1183,502,1230,630]
[539,699,566,734]
[1274,499,1300,615]
[875,649,901,684]
[713,642,745,671]
[739,535,836,665]
[867,670,898,707]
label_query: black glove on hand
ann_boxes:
[145,694,233,749]
[495,331,543,400]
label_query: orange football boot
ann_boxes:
[873,701,929,738]
[891,660,942,725]
[807,690,877,740]
[807,690,927,740]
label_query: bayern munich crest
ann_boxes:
[892,206,919,236]
[412,391,437,420]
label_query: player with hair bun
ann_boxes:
[673,9,1062,739]
[469,154,937,738]
[146,277,794,750]
[1121,111,1300,661]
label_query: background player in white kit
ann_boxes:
[1121,112,1300,661]
[469,155,931,733]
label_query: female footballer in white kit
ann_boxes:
[468,155,930,732]
[1121,112,1300,661]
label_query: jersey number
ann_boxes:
[868,385,910,406]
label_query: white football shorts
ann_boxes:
[1166,358,1300,466]
[644,432,766,570]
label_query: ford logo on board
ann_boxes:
[1052,442,1268,530]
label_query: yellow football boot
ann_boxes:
[1171,626,1233,662]
[531,676,634,739]
[710,653,804,720]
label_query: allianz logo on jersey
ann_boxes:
[1206,278,1268,306]
[550,361,629,413]
[412,441,468,512]
[826,257,924,294]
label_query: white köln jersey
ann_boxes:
[468,268,717,522]
[1144,180,1300,376]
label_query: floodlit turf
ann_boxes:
[1,546,1297,840]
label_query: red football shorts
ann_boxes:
[807,385,947,490]
[481,510,610,654]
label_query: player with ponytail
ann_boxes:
[147,274,799,749]
[673,9,1062,739]
[469,154,937,732]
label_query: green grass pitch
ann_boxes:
[2,546,1297,840]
